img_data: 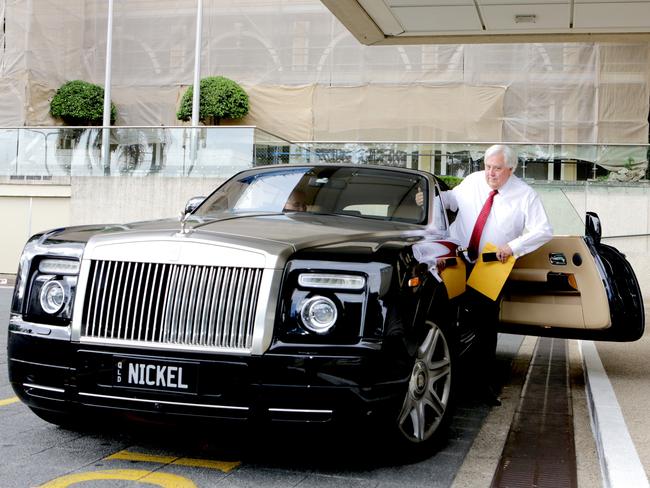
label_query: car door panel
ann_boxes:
[498,234,644,341]
[500,236,610,330]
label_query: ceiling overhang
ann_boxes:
[321,0,650,44]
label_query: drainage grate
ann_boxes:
[491,337,577,488]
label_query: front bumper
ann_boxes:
[8,326,410,424]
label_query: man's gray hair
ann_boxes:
[485,144,518,171]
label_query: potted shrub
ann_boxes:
[176,76,249,125]
[50,80,116,127]
[50,80,117,173]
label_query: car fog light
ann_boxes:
[300,296,337,334]
[40,280,65,314]
[298,273,365,290]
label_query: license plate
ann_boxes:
[114,357,198,394]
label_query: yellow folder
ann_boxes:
[466,242,516,301]
[440,258,466,300]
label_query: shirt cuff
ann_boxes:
[508,239,523,258]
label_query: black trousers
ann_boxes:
[460,261,500,391]
[463,288,498,356]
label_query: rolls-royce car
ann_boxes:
[7,164,645,454]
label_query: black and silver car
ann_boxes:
[7,164,645,454]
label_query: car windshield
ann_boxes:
[195,166,430,224]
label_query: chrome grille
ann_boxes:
[81,260,263,350]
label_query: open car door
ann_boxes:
[498,211,644,341]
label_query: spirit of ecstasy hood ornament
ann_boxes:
[178,212,192,236]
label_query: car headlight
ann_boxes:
[23,257,80,325]
[39,279,66,314]
[300,296,338,334]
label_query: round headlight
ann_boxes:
[39,280,65,315]
[300,296,338,334]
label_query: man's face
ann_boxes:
[484,152,513,190]
[283,193,307,212]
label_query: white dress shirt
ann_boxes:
[442,171,553,258]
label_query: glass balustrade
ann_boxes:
[295,141,649,184]
[0,126,295,178]
[2,127,648,186]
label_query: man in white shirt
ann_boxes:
[444,144,553,262]
[443,144,553,405]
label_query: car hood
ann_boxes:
[45,213,435,269]
[188,212,422,246]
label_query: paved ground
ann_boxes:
[597,302,650,476]
[452,336,602,488]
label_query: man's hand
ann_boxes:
[415,187,424,207]
[496,245,513,263]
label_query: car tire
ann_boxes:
[392,318,456,456]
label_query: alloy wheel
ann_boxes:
[397,320,452,443]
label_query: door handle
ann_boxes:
[549,252,567,266]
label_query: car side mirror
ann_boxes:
[184,196,205,215]
[585,211,601,245]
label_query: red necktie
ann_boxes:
[468,189,498,261]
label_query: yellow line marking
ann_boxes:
[107,449,241,473]
[38,469,197,487]
[107,450,176,464]
[174,457,240,472]
[0,396,19,406]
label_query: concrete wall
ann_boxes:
[70,176,227,226]
[565,184,650,300]
[0,177,225,274]
[0,179,71,274]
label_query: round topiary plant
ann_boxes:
[50,80,116,125]
[176,76,249,125]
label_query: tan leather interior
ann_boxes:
[499,236,611,330]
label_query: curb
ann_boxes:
[580,340,649,488]
[0,274,15,288]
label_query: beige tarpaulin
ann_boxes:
[222,85,316,142]
[0,78,26,126]
[312,84,504,141]
[0,0,649,166]
[223,84,504,142]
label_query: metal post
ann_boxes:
[101,0,114,175]
[14,129,20,175]
[189,0,203,172]
[440,144,447,175]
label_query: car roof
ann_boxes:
[244,163,434,179]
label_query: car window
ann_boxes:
[234,173,303,211]
[195,166,429,224]
[431,192,448,231]
[198,168,306,214]
[535,186,585,235]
